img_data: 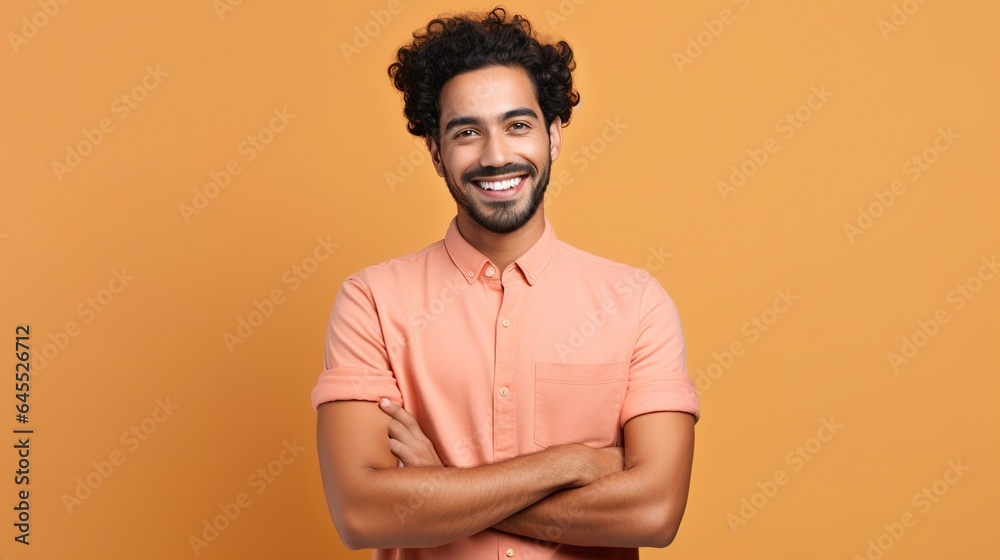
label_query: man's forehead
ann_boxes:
[438,65,539,119]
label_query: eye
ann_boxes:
[454,129,478,139]
[509,122,530,131]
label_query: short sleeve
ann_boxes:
[619,276,700,426]
[310,274,402,411]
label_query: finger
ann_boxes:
[380,399,441,467]
[387,436,417,465]
[378,397,399,415]
[387,418,420,449]
[379,398,421,432]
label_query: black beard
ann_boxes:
[444,158,550,234]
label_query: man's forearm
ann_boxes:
[492,465,681,548]
[495,412,697,548]
[333,444,609,550]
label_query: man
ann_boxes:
[312,8,700,559]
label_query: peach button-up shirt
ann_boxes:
[311,217,700,560]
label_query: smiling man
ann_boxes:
[312,8,700,559]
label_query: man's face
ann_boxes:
[429,65,562,234]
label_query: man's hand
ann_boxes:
[379,398,444,467]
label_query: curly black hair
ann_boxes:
[388,7,579,141]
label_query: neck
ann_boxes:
[455,208,545,274]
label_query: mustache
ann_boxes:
[462,163,536,184]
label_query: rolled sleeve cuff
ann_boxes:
[310,367,402,411]
[620,372,701,426]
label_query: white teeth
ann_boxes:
[476,177,521,191]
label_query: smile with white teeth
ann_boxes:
[474,176,523,191]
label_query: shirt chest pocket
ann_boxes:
[533,362,627,449]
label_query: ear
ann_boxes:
[547,116,563,162]
[425,135,446,177]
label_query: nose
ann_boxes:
[479,130,514,169]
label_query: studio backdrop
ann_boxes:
[1,0,996,558]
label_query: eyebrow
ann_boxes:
[443,107,540,135]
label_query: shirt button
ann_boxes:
[499,386,509,396]
[501,318,511,328]
[467,271,474,278]
[505,548,515,557]
[485,266,496,278]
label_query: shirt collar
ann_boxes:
[444,216,557,286]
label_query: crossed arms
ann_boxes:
[316,398,695,550]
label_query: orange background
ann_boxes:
[1,1,997,558]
